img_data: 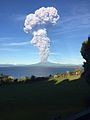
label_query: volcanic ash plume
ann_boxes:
[31,29,50,62]
[24,7,60,62]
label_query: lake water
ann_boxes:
[0,66,76,78]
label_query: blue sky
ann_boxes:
[0,0,90,64]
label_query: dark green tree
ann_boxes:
[80,36,90,84]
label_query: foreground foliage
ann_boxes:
[0,77,90,120]
[81,36,90,85]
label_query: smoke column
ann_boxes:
[24,7,60,62]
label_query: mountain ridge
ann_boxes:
[0,62,82,68]
[30,62,82,68]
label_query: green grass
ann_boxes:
[49,74,81,84]
[0,77,90,120]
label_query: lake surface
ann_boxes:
[0,66,76,78]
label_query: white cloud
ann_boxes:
[0,48,19,51]
[3,41,30,46]
[50,52,60,55]
[15,14,25,21]
[52,13,90,36]
[0,37,12,40]
[10,14,26,22]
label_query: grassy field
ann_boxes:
[0,75,90,120]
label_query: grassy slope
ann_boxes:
[0,77,90,120]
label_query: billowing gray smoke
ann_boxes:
[24,7,59,62]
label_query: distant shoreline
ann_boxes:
[0,65,82,78]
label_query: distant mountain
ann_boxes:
[30,61,58,67]
[0,62,82,68]
[29,61,82,68]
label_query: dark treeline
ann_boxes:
[0,74,49,86]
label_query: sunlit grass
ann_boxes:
[49,74,81,84]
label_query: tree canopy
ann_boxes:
[81,36,90,85]
[81,36,90,61]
